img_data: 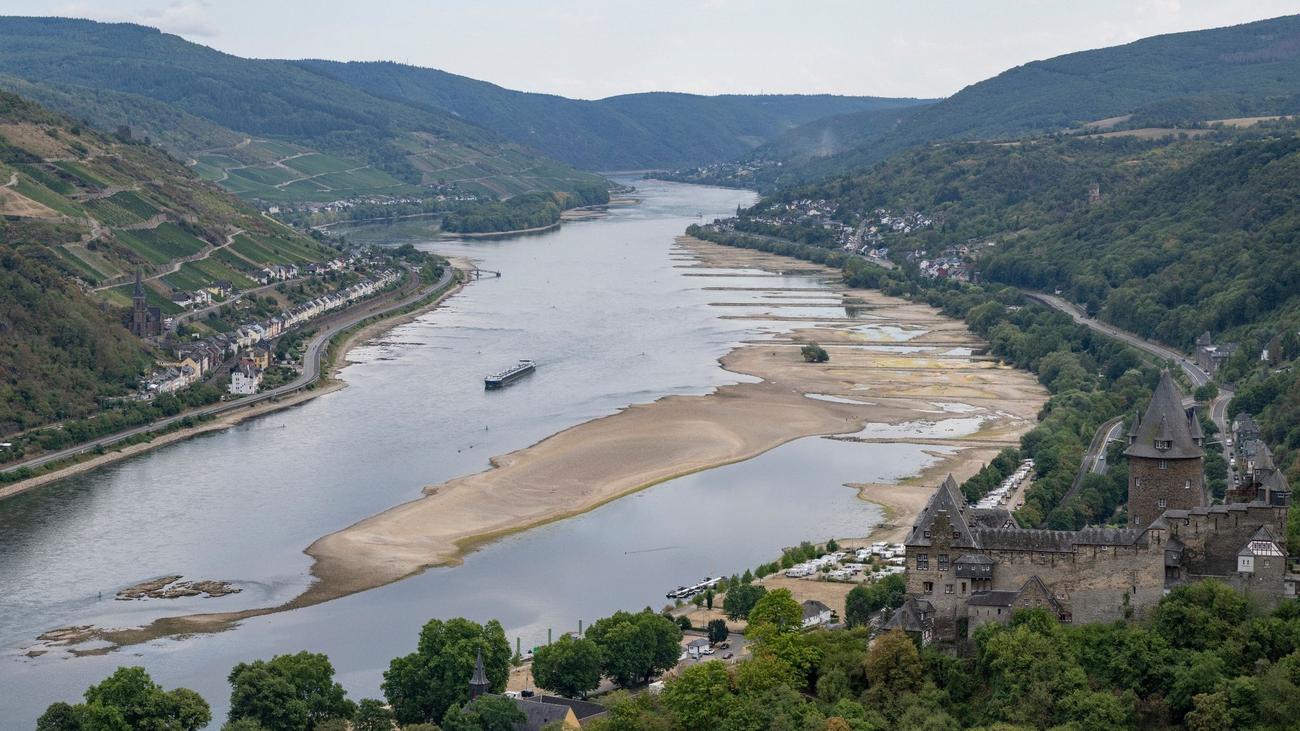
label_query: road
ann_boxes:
[1025,292,1233,446]
[1061,415,1125,506]
[2,266,457,476]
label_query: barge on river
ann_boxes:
[485,359,537,389]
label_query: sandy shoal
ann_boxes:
[68,235,1046,648]
[301,236,1046,606]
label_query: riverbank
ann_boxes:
[49,234,1044,651]
[449,196,640,238]
[0,269,466,503]
[304,238,1044,602]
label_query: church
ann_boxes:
[889,371,1294,643]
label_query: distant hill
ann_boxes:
[0,17,604,201]
[292,60,928,170]
[685,14,1300,189]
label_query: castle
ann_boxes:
[889,371,1294,643]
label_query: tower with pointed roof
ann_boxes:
[1125,370,1206,528]
[128,269,162,337]
[468,647,490,700]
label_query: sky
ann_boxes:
[7,0,1300,99]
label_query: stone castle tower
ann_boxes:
[1126,370,1206,527]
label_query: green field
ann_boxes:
[52,159,114,188]
[115,223,207,264]
[13,176,84,216]
[163,256,255,292]
[281,153,357,176]
[230,232,330,265]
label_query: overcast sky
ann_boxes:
[9,1,1300,99]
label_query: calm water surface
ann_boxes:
[0,180,929,724]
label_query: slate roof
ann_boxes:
[885,597,934,633]
[511,697,574,730]
[971,526,1144,553]
[966,590,1019,607]
[1125,370,1204,459]
[538,695,607,721]
[970,507,1016,529]
[802,600,831,619]
[470,648,489,688]
[905,474,979,549]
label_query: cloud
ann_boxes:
[56,1,219,37]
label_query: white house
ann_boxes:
[229,364,263,396]
[801,600,833,628]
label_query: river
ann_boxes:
[0,179,938,725]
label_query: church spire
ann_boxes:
[468,647,489,699]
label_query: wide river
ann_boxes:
[0,179,941,725]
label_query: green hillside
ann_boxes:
[0,17,604,202]
[292,60,928,170]
[0,88,347,433]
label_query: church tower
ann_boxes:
[1126,370,1206,527]
[468,648,490,700]
[130,270,149,337]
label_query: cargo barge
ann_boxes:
[484,359,536,389]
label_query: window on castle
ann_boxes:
[1160,460,1168,470]
[945,584,953,594]
[916,554,929,571]
[961,582,966,594]
[923,530,931,539]
[937,554,949,571]
[1158,499,1166,508]
[923,581,933,593]
[1185,480,1190,489]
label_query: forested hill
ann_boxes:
[0,89,334,432]
[984,135,1300,349]
[0,17,604,201]
[684,14,1300,190]
[292,60,928,170]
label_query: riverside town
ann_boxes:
[4,4,1300,730]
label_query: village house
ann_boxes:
[801,600,833,628]
[466,650,605,730]
[228,364,262,396]
[1194,332,1238,375]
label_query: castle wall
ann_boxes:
[982,542,1166,625]
[1169,504,1287,576]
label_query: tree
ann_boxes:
[353,698,396,731]
[801,342,829,363]
[382,617,511,726]
[662,661,734,731]
[723,584,767,620]
[228,652,354,731]
[864,630,923,708]
[532,635,603,699]
[705,589,714,610]
[38,666,211,731]
[442,695,524,731]
[586,610,683,687]
[707,619,729,644]
[845,574,907,628]
[747,588,802,632]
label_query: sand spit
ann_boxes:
[51,235,1045,650]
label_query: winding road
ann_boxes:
[2,266,457,478]
[1026,292,1235,473]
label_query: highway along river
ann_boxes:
[0,179,935,724]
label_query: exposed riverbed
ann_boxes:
[0,179,1044,725]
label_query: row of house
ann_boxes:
[141,268,400,399]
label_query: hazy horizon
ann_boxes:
[3,0,1299,100]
